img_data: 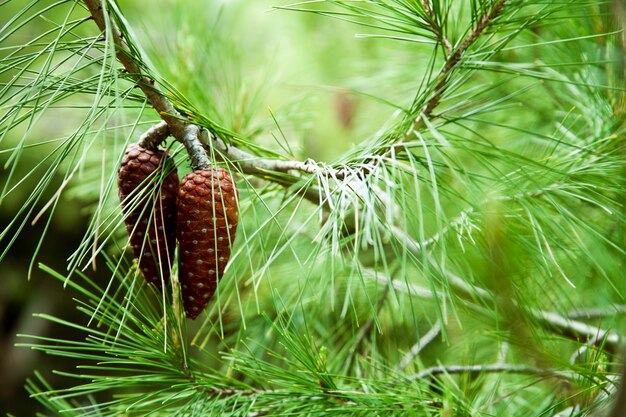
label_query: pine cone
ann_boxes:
[177,167,238,319]
[118,144,179,288]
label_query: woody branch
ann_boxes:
[417,0,506,124]
[82,0,348,191]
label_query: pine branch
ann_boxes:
[418,0,506,122]
[446,271,623,354]
[82,1,185,138]
[196,128,350,181]
[408,363,575,381]
[82,0,348,193]
[567,305,626,320]
[397,319,442,370]
[422,0,452,55]
[533,310,622,355]
[372,269,623,354]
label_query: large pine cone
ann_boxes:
[118,144,179,288]
[177,167,238,319]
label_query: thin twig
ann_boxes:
[83,0,352,184]
[421,1,452,55]
[445,271,622,354]
[370,269,622,354]
[343,2,508,171]
[365,269,435,300]
[138,121,169,149]
[408,363,575,381]
[397,319,442,370]
[532,310,621,355]
[369,249,612,356]
[567,305,626,320]
[390,207,475,254]
[419,0,506,122]
[196,129,348,178]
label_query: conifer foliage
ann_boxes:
[0,0,624,416]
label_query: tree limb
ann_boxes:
[408,363,575,381]
[418,0,506,122]
[371,270,622,354]
[83,0,351,188]
[567,305,626,320]
[532,310,621,355]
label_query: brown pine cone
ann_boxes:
[177,167,238,319]
[118,144,179,288]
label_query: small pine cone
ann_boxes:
[118,144,179,288]
[177,167,238,319]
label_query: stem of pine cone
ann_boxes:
[138,121,170,149]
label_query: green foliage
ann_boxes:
[1,0,624,415]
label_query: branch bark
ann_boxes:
[418,0,506,122]
[567,305,626,320]
[421,1,452,55]
[138,121,169,149]
[83,0,207,167]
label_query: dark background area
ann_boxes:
[0,172,110,415]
